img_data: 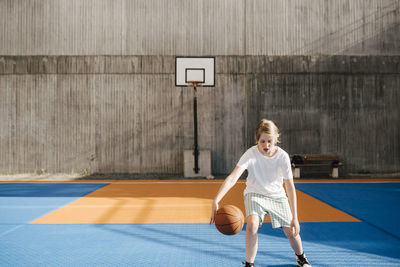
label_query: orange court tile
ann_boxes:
[31,181,359,224]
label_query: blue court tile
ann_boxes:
[0,199,79,224]
[0,183,109,197]
[294,182,400,239]
[0,224,24,238]
[258,222,400,262]
[300,222,400,259]
[0,183,108,225]
[0,224,244,267]
[1,223,399,267]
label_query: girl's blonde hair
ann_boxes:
[254,119,280,144]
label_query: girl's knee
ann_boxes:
[282,227,301,241]
[246,215,260,234]
[282,226,294,238]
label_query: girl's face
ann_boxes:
[257,133,277,157]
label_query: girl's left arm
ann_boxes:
[284,178,300,237]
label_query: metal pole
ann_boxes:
[193,86,200,173]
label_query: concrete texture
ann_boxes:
[0,0,398,55]
[0,0,399,177]
[0,55,399,176]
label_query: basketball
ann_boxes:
[214,205,244,235]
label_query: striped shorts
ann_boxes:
[244,192,292,228]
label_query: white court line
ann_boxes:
[0,224,25,238]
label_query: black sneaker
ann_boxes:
[296,253,311,267]
[242,261,255,267]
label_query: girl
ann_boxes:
[210,119,311,267]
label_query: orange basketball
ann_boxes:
[214,205,244,235]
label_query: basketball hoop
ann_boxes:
[175,57,215,174]
[187,80,204,88]
[188,81,202,87]
[175,57,215,87]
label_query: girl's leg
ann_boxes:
[283,227,312,266]
[282,227,303,255]
[245,215,260,263]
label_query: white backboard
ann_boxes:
[175,57,215,87]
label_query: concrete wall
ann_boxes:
[245,56,400,175]
[0,0,399,176]
[0,0,399,55]
[1,55,399,175]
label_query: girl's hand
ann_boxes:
[209,200,219,224]
[290,218,300,237]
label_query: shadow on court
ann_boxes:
[1,181,399,266]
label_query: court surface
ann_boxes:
[1,179,399,266]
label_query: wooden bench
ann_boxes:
[290,154,343,178]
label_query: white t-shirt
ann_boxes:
[237,145,293,198]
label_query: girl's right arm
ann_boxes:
[209,166,245,224]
